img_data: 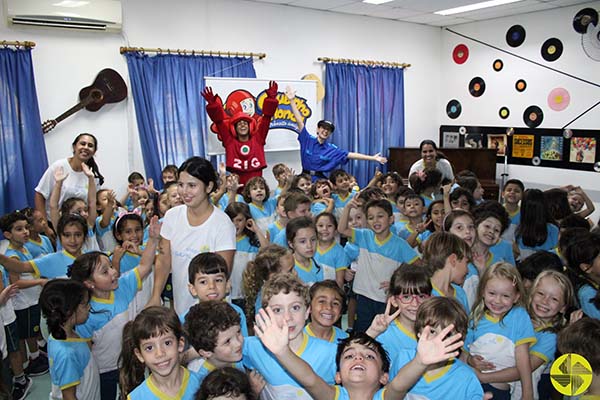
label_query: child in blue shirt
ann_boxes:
[501,179,524,243]
[23,208,54,258]
[314,213,349,286]
[516,189,559,261]
[397,194,430,250]
[304,280,348,343]
[564,230,600,319]
[196,367,257,400]
[271,192,312,247]
[266,195,287,242]
[243,176,279,233]
[40,279,100,400]
[183,301,245,381]
[462,262,536,400]
[287,217,323,286]
[338,198,419,333]
[330,169,354,220]
[310,179,335,216]
[120,306,200,400]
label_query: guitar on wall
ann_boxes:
[41,68,128,134]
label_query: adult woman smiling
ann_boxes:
[409,140,454,184]
[34,133,104,219]
[149,156,236,316]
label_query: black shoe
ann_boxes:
[12,376,32,400]
[24,354,49,377]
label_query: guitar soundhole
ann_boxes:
[91,89,103,100]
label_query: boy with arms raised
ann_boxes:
[242,273,337,399]
[339,198,419,332]
[254,303,464,400]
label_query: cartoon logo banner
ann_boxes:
[204,78,317,156]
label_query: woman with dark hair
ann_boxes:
[148,156,236,316]
[408,140,454,184]
[34,133,104,219]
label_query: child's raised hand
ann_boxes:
[81,163,94,178]
[416,219,432,233]
[0,284,19,305]
[368,298,401,337]
[218,162,227,177]
[245,219,258,233]
[415,324,463,366]
[148,215,162,240]
[254,307,289,356]
[467,354,496,372]
[113,244,126,260]
[122,241,141,255]
[53,166,68,183]
[442,183,453,195]
[285,86,296,100]
[147,178,156,193]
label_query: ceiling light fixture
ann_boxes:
[363,0,394,5]
[435,0,523,16]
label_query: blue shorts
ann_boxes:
[15,304,41,339]
[4,321,19,354]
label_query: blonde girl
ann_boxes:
[462,262,535,400]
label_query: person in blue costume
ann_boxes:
[254,301,464,400]
[285,86,387,180]
[119,306,200,400]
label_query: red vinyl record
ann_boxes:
[453,44,469,64]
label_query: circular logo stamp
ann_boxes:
[550,353,593,396]
[241,145,250,155]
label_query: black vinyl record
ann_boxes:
[493,59,504,71]
[469,77,486,97]
[523,105,543,128]
[506,25,526,47]
[541,38,563,62]
[573,8,598,34]
[515,79,527,92]
[499,107,510,119]
[446,99,462,119]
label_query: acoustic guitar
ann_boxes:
[41,68,127,134]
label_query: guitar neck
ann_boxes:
[53,102,88,124]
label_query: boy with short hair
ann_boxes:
[398,194,429,248]
[185,252,248,336]
[339,198,419,333]
[272,163,291,198]
[243,273,338,398]
[161,164,179,185]
[0,212,48,399]
[304,280,348,342]
[184,300,245,381]
[330,169,353,220]
[272,193,312,247]
[501,179,524,242]
[255,302,464,400]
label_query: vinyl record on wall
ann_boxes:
[446,99,462,119]
[582,21,600,61]
[469,77,486,97]
[573,8,598,34]
[453,44,469,64]
[499,107,510,119]
[547,87,570,111]
[515,79,527,92]
[541,38,563,62]
[523,105,544,128]
[506,25,526,47]
[493,59,504,71]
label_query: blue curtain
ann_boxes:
[0,48,48,216]
[324,63,404,187]
[125,54,256,189]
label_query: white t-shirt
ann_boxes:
[160,205,236,316]
[35,158,98,218]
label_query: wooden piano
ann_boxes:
[388,147,500,201]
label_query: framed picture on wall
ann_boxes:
[487,134,507,156]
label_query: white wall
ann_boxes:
[0,0,442,193]
[440,2,600,223]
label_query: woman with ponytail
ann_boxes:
[35,133,104,220]
[40,279,100,400]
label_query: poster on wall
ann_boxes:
[540,136,563,161]
[512,134,534,158]
[487,134,507,156]
[569,137,597,163]
[204,78,318,155]
[465,133,484,148]
[442,131,460,148]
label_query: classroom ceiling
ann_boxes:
[245,0,593,26]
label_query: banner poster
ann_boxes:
[540,136,563,161]
[204,78,318,156]
[569,137,597,163]
[442,131,460,148]
[512,134,534,158]
[487,134,507,156]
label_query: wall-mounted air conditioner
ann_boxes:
[6,0,122,32]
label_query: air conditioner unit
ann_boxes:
[6,0,122,32]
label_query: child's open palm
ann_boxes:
[416,324,463,366]
[254,307,289,356]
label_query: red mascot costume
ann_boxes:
[202,81,279,187]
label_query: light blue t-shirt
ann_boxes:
[303,324,348,343]
[127,367,200,400]
[249,197,278,232]
[272,227,288,248]
[315,242,350,281]
[24,235,54,259]
[217,192,244,210]
[334,386,386,400]
[294,258,324,286]
[243,334,337,399]
[267,220,285,243]
[578,284,600,319]
[516,223,559,260]
[48,336,100,400]
[193,360,245,384]
[431,282,469,312]
[30,250,78,279]
[377,319,417,365]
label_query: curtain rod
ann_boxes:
[318,57,410,68]
[1,40,36,48]
[120,46,266,59]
